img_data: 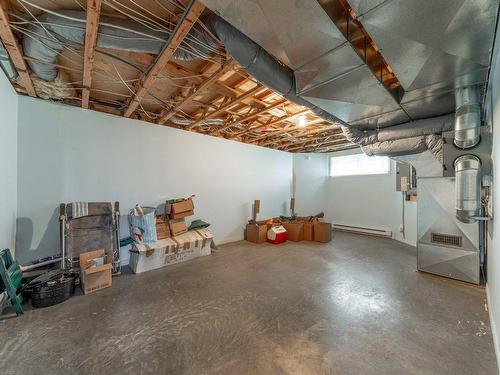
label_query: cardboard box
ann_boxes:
[246,224,267,243]
[129,229,213,273]
[314,222,332,243]
[170,219,188,236]
[303,222,314,241]
[79,249,112,295]
[170,199,194,218]
[283,221,304,242]
[156,216,171,240]
[169,209,194,220]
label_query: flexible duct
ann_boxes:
[454,86,481,149]
[202,15,347,126]
[342,115,453,146]
[22,10,217,81]
[361,134,443,160]
[454,155,482,223]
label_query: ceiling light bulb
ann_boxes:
[298,115,307,127]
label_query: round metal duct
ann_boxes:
[454,87,481,149]
[454,154,481,223]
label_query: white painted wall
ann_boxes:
[0,71,18,255]
[292,153,328,216]
[486,24,500,370]
[324,149,417,246]
[291,148,417,246]
[16,97,292,265]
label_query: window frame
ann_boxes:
[329,153,391,178]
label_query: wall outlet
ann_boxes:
[399,224,404,233]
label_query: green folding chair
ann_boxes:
[0,249,23,316]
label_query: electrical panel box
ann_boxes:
[396,162,415,192]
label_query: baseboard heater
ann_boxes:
[333,224,392,239]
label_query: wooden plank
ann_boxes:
[81,0,102,108]
[286,138,350,152]
[187,85,264,129]
[258,124,340,147]
[250,117,326,144]
[158,60,236,124]
[124,0,205,118]
[0,0,36,96]
[229,108,310,139]
[211,99,287,136]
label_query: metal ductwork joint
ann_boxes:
[454,155,482,223]
[454,86,481,149]
[452,86,483,223]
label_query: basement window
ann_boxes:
[330,154,390,177]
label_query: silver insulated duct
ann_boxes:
[454,155,482,223]
[454,86,481,149]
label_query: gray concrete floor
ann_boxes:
[0,232,497,374]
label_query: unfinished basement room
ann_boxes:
[2,0,500,374]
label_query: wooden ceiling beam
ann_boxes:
[211,99,287,136]
[258,124,341,147]
[187,85,265,129]
[124,0,205,118]
[81,0,102,109]
[285,137,350,152]
[0,0,36,96]
[279,131,345,150]
[158,60,235,124]
[251,118,328,144]
[229,108,310,139]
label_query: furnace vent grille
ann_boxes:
[431,233,462,247]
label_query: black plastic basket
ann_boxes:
[27,274,76,308]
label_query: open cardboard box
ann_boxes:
[79,249,112,295]
[169,199,194,220]
[282,221,304,242]
[170,219,188,236]
[246,223,267,243]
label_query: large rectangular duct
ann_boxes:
[417,177,480,284]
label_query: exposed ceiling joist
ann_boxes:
[124,0,205,118]
[158,60,235,124]
[0,0,36,96]
[186,85,264,129]
[288,138,351,152]
[213,98,287,136]
[259,123,339,147]
[252,118,326,144]
[81,0,102,109]
[231,108,310,138]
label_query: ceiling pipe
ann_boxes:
[454,86,481,149]
[22,10,217,81]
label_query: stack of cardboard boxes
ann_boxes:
[168,199,194,236]
[245,200,332,244]
[129,198,214,274]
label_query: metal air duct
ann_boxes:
[454,155,482,223]
[454,86,481,149]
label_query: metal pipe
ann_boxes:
[454,86,481,149]
[454,154,482,223]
